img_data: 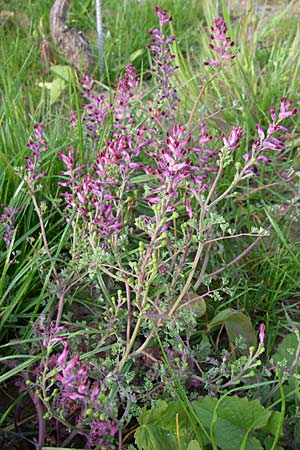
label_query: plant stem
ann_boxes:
[168,240,205,317]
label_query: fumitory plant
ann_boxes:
[2,5,299,450]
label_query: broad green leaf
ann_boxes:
[49,64,74,82]
[156,400,198,445]
[193,396,271,450]
[38,78,66,105]
[135,400,178,449]
[137,400,169,426]
[135,401,182,449]
[260,411,283,436]
[187,440,202,450]
[135,424,178,450]
[154,400,186,431]
[263,436,284,450]
[208,308,257,348]
[38,65,74,105]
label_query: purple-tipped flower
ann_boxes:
[222,126,243,150]
[243,99,296,176]
[40,322,68,347]
[269,97,297,123]
[87,419,117,449]
[279,96,297,119]
[256,124,265,140]
[199,123,213,144]
[25,124,48,185]
[0,205,19,247]
[113,65,139,131]
[59,147,124,237]
[80,73,111,141]
[154,6,172,25]
[56,350,90,403]
[204,17,235,66]
[259,323,265,345]
[70,110,77,126]
[148,7,178,107]
[185,199,193,219]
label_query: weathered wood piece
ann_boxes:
[50,0,94,72]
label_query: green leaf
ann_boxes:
[38,65,74,105]
[38,78,66,105]
[263,436,284,450]
[135,401,178,450]
[193,396,271,450]
[129,49,144,62]
[187,440,202,450]
[208,308,257,348]
[135,424,177,450]
[184,293,206,317]
[49,64,74,82]
[261,411,283,436]
[137,400,169,426]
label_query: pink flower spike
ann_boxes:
[154,6,172,24]
[259,323,265,345]
[278,96,297,119]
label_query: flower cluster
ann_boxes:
[80,74,111,141]
[39,322,68,347]
[25,123,48,186]
[148,7,178,105]
[55,341,117,448]
[143,123,219,211]
[243,97,298,175]
[87,419,117,449]
[113,64,140,132]
[0,205,19,247]
[60,66,153,238]
[56,342,91,403]
[204,17,235,66]
[59,147,123,237]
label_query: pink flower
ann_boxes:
[0,205,19,247]
[154,6,172,25]
[259,323,265,345]
[279,96,297,119]
[222,126,243,150]
[56,342,70,366]
[204,17,235,66]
